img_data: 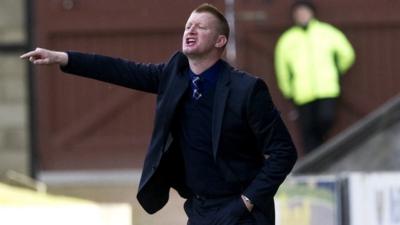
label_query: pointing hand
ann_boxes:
[20,47,68,66]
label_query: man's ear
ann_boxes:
[215,35,228,48]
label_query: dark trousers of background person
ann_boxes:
[184,195,258,225]
[297,98,337,154]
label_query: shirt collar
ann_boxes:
[189,60,221,86]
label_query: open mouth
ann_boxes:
[186,38,196,46]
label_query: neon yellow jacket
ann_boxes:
[275,19,355,105]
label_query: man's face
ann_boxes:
[293,5,314,26]
[182,12,222,58]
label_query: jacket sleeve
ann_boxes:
[274,37,293,99]
[60,51,165,94]
[243,78,297,211]
[332,28,355,75]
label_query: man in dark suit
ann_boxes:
[21,3,297,225]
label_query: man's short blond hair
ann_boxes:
[194,3,230,40]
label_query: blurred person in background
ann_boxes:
[21,3,297,225]
[274,0,355,154]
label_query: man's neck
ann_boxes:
[188,55,221,75]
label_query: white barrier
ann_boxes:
[348,173,400,225]
[276,172,400,225]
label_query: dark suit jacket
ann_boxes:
[61,51,297,224]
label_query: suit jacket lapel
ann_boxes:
[212,62,231,160]
[153,53,188,154]
[169,70,189,108]
[163,58,189,125]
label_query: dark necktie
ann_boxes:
[192,75,202,100]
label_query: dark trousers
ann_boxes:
[297,98,337,154]
[184,195,256,225]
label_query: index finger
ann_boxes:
[20,50,38,59]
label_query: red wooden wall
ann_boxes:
[33,0,400,170]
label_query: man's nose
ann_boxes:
[188,25,197,33]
